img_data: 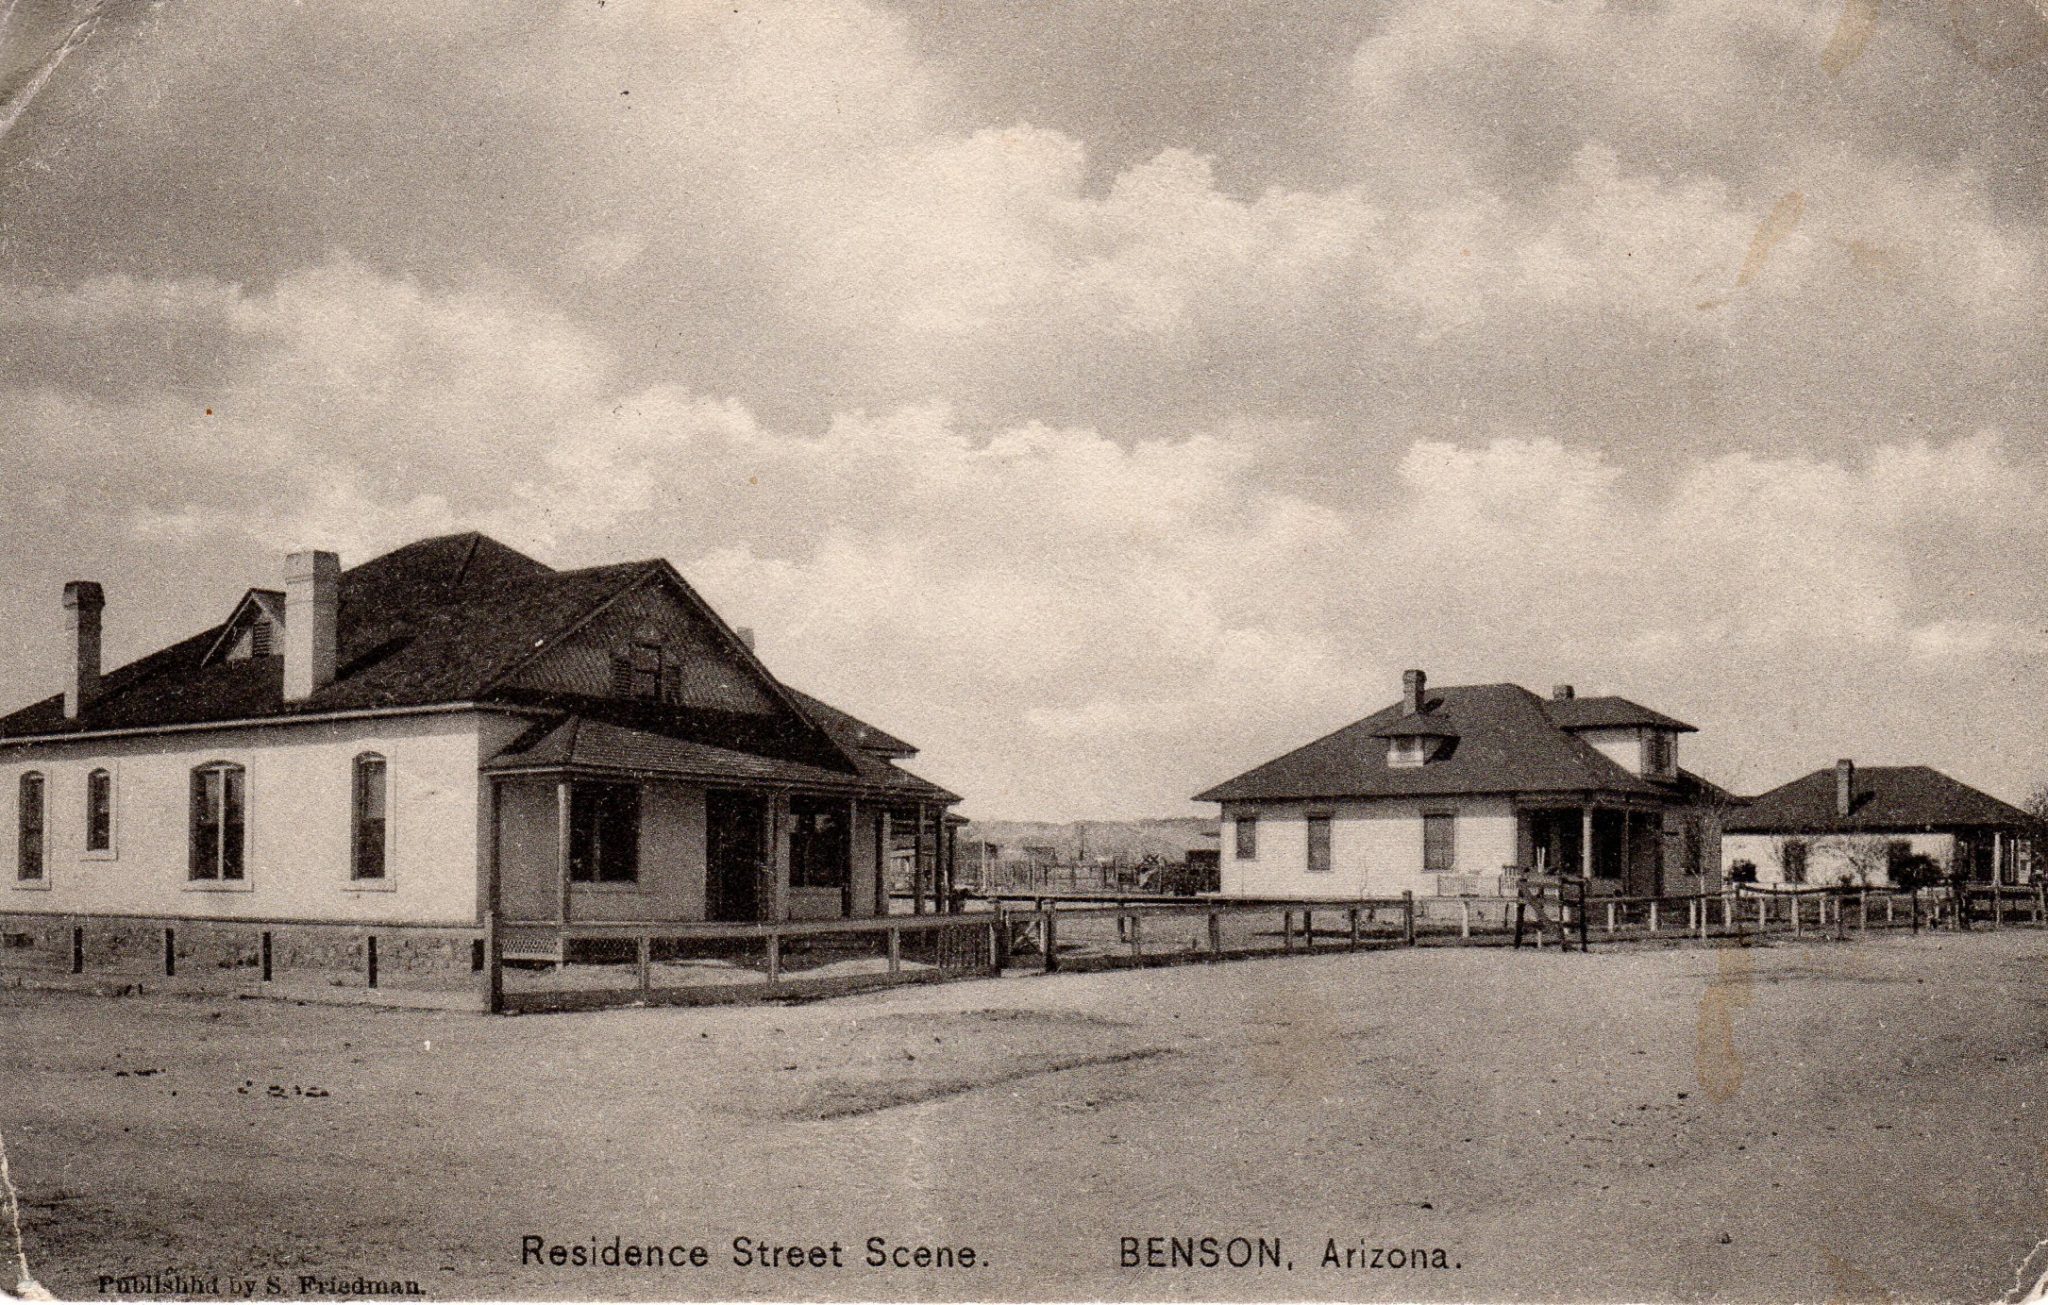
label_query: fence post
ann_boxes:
[1993,886,2004,929]
[1885,894,1895,926]
[70,926,83,975]
[1347,906,1360,951]
[1040,906,1058,974]
[888,924,904,975]
[1128,912,1143,961]
[1858,889,1868,936]
[1402,892,1416,946]
[1605,902,1615,934]
[2037,881,2046,925]
[482,911,502,1013]
[765,931,782,986]
[1513,898,1525,949]
[1282,910,1295,952]
[1697,896,1708,942]
[1757,897,1766,934]
[163,927,175,978]
[1459,900,1471,940]
[261,930,274,984]
[1648,900,1659,934]
[1303,909,1314,952]
[366,935,378,990]
[1577,883,1589,953]
[1208,910,1223,958]
[637,933,652,999]
[1910,888,1920,934]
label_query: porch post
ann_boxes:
[1622,809,1632,889]
[766,791,791,922]
[912,802,928,915]
[946,815,960,913]
[1580,805,1594,879]
[555,778,573,928]
[845,797,859,918]
[877,808,892,916]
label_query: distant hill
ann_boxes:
[961,817,1219,863]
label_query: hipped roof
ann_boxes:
[1726,765,2031,834]
[1196,682,1697,803]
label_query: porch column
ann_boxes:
[845,797,859,918]
[877,808,892,916]
[912,802,928,915]
[946,816,960,913]
[555,778,574,926]
[1581,806,1594,879]
[1994,830,2005,884]
[766,791,791,922]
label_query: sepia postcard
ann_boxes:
[2,1,2047,1302]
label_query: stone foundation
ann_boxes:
[0,912,483,1001]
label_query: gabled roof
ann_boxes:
[1196,683,1682,803]
[0,532,950,802]
[1726,766,2031,834]
[1543,695,1696,733]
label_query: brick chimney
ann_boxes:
[1835,758,1855,818]
[62,581,104,719]
[284,550,340,701]
[1402,668,1426,715]
[1552,684,1574,701]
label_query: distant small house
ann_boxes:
[1723,760,2035,888]
[1195,669,1729,903]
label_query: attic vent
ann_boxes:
[611,641,679,704]
[228,617,276,662]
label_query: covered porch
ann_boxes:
[1517,799,1670,897]
[482,717,959,961]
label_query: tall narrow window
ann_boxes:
[1306,814,1333,875]
[1781,839,1807,885]
[789,796,851,888]
[85,769,112,853]
[189,762,246,881]
[351,753,387,880]
[1234,814,1258,860]
[17,773,44,881]
[569,782,640,883]
[1423,812,1456,873]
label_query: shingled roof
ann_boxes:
[0,533,944,799]
[1196,683,1692,803]
[1543,695,1696,733]
[1726,766,2031,834]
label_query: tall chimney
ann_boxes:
[1835,759,1854,818]
[62,581,104,720]
[1402,668,1426,715]
[284,550,340,701]
[1552,684,1575,701]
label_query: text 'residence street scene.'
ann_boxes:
[3,3,2047,1303]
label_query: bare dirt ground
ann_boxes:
[3,930,2045,1303]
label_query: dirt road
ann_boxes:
[4,931,2044,1301]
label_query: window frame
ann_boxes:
[788,796,851,890]
[16,772,45,884]
[1305,812,1333,875]
[1641,731,1674,776]
[1422,811,1457,874]
[1781,838,1808,885]
[350,752,390,884]
[188,761,248,886]
[1233,813,1258,861]
[568,780,641,886]
[1388,737,1428,768]
[83,767,115,858]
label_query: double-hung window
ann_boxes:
[189,762,246,881]
[1422,812,1456,873]
[1234,814,1258,860]
[17,773,44,881]
[1306,814,1333,875]
[85,769,112,853]
[568,782,640,884]
[352,754,387,880]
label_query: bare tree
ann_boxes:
[1815,834,1890,887]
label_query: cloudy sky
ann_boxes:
[2,0,2045,819]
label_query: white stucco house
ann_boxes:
[1,533,959,977]
[1195,670,1729,907]
[1722,760,2035,888]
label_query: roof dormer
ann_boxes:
[205,590,287,665]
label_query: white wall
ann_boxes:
[1722,831,1954,888]
[1576,727,1676,779]
[1219,797,1519,900]
[2,711,516,925]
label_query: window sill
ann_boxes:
[569,882,647,893]
[10,879,50,891]
[183,881,255,893]
[343,880,397,893]
[81,850,118,862]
